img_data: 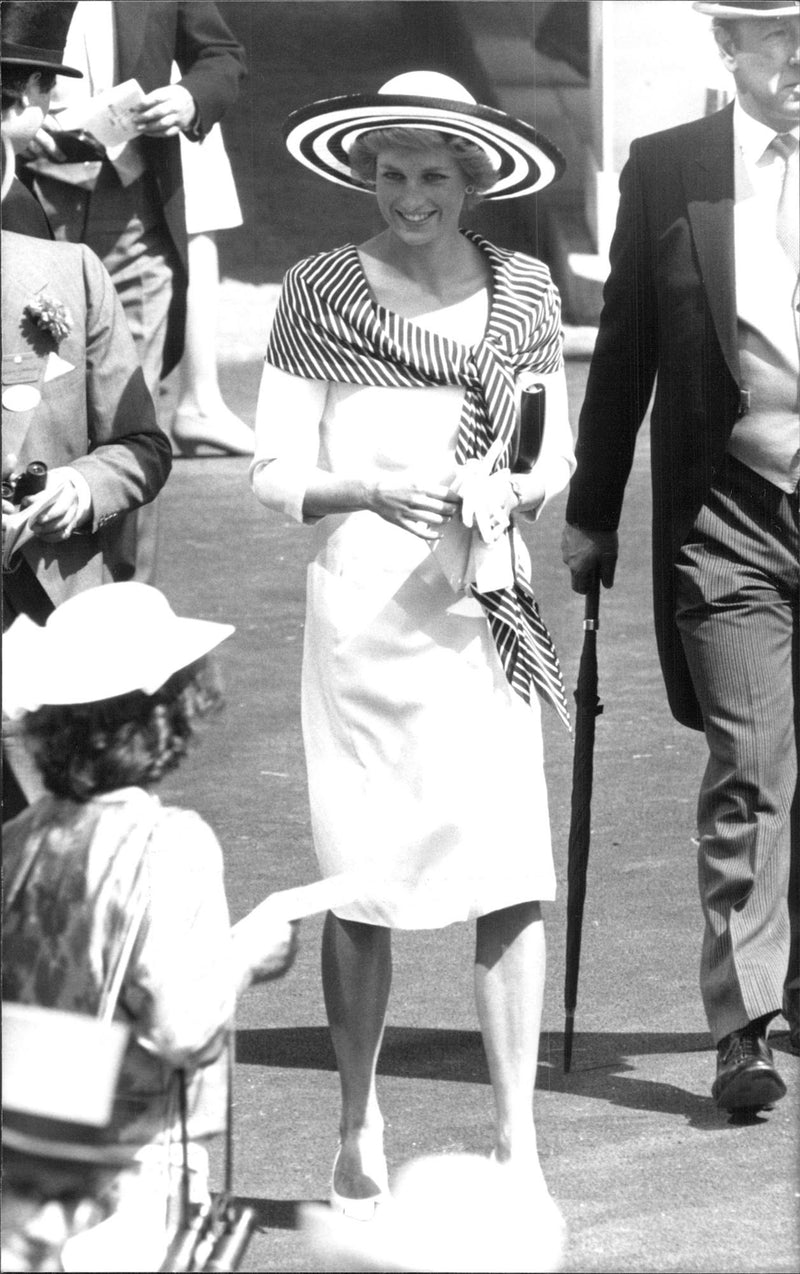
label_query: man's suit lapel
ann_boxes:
[681,104,739,385]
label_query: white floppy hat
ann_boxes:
[693,2,799,17]
[2,1003,134,1166]
[2,582,234,717]
[284,70,566,201]
[299,1153,566,1273]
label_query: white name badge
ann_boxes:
[2,385,41,412]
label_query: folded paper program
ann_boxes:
[55,79,146,158]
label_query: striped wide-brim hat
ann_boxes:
[693,2,798,17]
[284,70,566,201]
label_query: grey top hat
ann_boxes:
[2,1004,136,1168]
[693,2,799,17]
[0,2,82,78]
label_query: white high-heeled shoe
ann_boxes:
[330,1142,390,1221]
[488,1150,567,1245]
[171,408,254,458]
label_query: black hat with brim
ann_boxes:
[1,2,82,78]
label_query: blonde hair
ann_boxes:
[348,127,497,195]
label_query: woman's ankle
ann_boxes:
[338,1113,385,1146]
[492,1127,539,1166]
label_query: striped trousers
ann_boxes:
[675,455,799,1044]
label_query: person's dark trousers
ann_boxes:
[675,454,799,1044]
[788,778,800,1033]
[30,161,179,584]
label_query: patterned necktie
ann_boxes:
[770,133,800,272]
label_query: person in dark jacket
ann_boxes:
[562,0,799,1109]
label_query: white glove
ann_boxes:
[453,461,517,545]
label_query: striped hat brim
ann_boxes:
[284,93,566,200]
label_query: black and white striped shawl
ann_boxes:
[266,231,570,728]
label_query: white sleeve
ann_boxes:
[250,362,328,524]
[126,810,236,1068]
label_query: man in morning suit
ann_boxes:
[561,0,799,1110]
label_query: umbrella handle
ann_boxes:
[583,572,600,630]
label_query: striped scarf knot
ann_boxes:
[457,336,519,467]
[267,231,571,729]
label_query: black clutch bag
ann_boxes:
[511,384,546,473]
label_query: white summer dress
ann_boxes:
[254,288,575,929]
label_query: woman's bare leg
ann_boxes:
[173,231,254,453]
[475,901,547,1178]
[322,912,392,1200]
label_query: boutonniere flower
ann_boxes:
[24,289,73,346]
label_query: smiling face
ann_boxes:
[374,144,470,247]
[715,16,800,131]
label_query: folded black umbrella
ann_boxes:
[563,574,603,1072]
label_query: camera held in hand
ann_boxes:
[2,462,48,506]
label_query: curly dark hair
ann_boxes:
[348,127,498,197]
[22,657,224,801]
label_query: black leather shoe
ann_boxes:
[712,1021,787,1111]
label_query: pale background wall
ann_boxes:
[604,0,730,173]
[595,0,732,257]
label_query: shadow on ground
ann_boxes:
[237,1024,715,1078]
[235,1025,768,1133]
[237,1197,303,1234]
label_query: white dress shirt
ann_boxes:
[728,98,799,493]
[49,0,145,186]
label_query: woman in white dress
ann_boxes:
[251,73,575,1222]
